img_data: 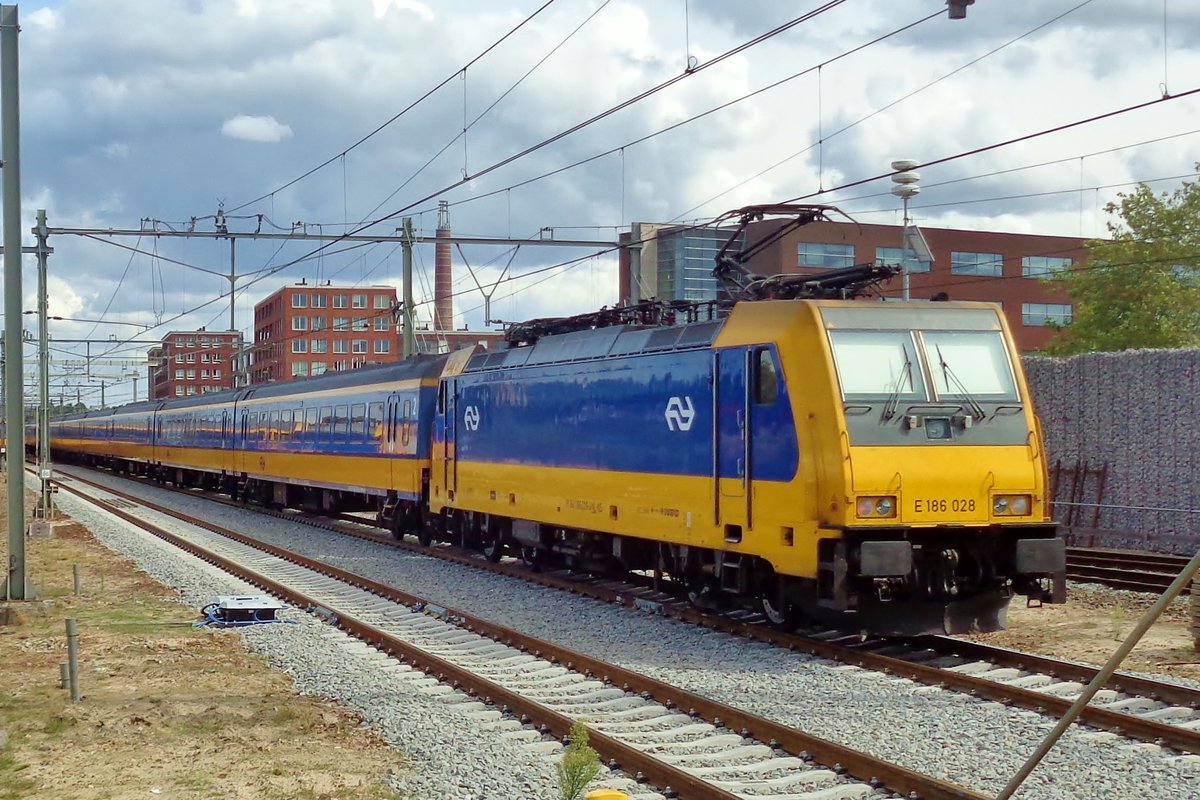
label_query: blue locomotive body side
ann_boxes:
[451,346,798,482]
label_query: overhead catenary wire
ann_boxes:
[430,6,944,216]
[255,0,851,278]
[357,0,616,227]
[677,0,1103,221]
[226,0,560,214]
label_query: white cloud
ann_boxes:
[220,114,294,143]
[101,142,130,159]
[26,7,59,30]
[372,0,434,22]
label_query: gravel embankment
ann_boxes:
[56,470,1200,800]
[49,482,639,800]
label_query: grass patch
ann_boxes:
[0,752,36,800]
[270,704,319,730]
[42,716,72,736]
[173,772,215,793]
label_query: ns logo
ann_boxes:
[664,396,695,432]
[463,405,481,431]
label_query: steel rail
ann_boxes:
[51,472,987,800]
[52,465,1200,756]
[1067,547,1191,595]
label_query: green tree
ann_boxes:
[1046,167,1200,354]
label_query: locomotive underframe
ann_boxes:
[57,445,1065,637]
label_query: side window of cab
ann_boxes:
[755,348,778,405]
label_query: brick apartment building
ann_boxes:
[250,283,401,384]
[619,219,1085,352]
[148,329,242,400]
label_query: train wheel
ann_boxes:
[758,577,800,631]
[388,507,406,541]
[519,546,542,571]
[686,577,724,611]
[480,514,505,563]
[415,508,436,546]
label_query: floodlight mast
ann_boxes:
[890,159,921,301]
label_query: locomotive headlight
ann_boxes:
[993,494,1032,516]
[856,496,898,519]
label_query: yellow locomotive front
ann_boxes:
[799,300,1064,635]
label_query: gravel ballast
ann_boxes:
[55,470,1200,800]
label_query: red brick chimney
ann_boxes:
[435,200,452,331]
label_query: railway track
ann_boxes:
[50,465,1200,758]
[47,468,986,800]
[1066,547,1192,595]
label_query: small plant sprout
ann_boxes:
[557,719,601,800]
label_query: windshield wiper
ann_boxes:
[880,345,913,422]
[935,344,986,421]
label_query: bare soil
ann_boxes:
[962,583,1200,684]
[0,492,408,800]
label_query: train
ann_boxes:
[44,205,1066,636]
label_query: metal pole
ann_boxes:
[629,222,642,303]
[996,550,1200,799]
[1,4,26,601]
[228,238,236,332]
[65,617,80,703]
[35,209,51,518]
[901,197,910,301]
[401,218,415,359]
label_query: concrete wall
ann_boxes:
[1024,349,1200,552]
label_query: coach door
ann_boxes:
[435,379,459,502]
[220,409,230,472]
[383,393,401,490]
[714,350,751,535]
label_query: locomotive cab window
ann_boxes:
[755,349,778,405]
[828,330,927,401]
[918,331,1018,402]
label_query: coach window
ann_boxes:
[369,401,385,441]
[279,410,292,443]
[268,410,280,442]
[351,403,367,440]
[320,406,334,440]
[755,349,778,404]
[335,404,349,442]
[305,407,318,443]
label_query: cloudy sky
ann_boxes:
[8,0,1200,404]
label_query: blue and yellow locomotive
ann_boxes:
[48,205,1064,635]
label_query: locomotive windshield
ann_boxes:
[920,331,1017,401]
[827,331,925,400]
[829,328,1017,403]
